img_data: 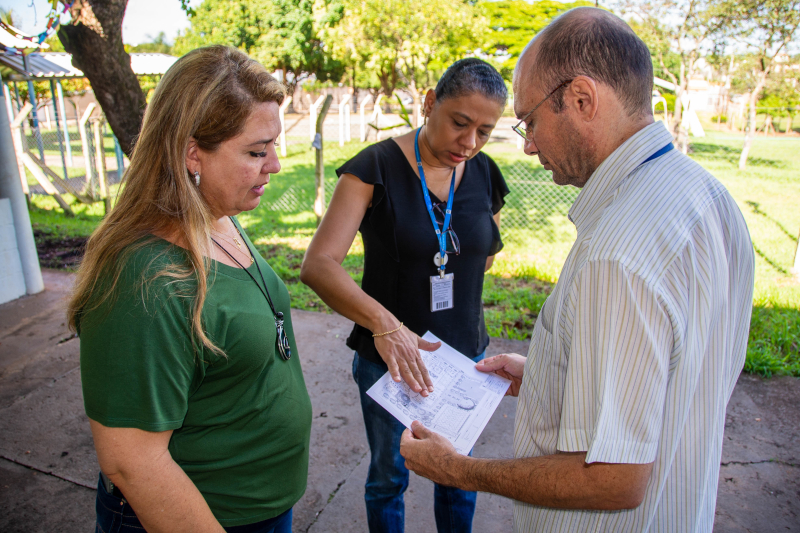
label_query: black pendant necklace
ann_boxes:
[211,218,291,360]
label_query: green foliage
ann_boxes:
[478,0,592,81]
[173,0,345,91]
[324,0,485,98]
[628,18,683,84]
[173,0,264,54]
[745,303,800,377]
[661,92,676,113]
[251,0,345,89]
[127,32,173,55]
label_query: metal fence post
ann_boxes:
[49,80,69,181]
[314,95,333,224]
[113,134,125,180]
[56,80,73,166]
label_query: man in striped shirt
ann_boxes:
[400,7,754,532]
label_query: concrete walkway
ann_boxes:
[0,270,797,532]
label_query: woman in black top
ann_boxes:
[301,59,508,533]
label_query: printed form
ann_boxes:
[366,332,511,455]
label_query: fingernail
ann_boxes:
[429,386,434,392]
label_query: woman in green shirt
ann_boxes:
[67,46,312,532]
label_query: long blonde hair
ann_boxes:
[67,45,286,355]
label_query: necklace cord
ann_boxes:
[209,218,292,360]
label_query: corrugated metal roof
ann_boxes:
[0,51,177,80]
[130,53,178,75]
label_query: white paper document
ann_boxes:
[366,332,511,455]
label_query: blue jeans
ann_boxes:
[353,351,484,533]
[95,473,292,533]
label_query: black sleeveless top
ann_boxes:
[336,138,509,366]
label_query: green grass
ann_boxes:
[27,131,800,377]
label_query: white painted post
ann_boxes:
[3,83,14,121]
[372,94,385,141]
[309,95,325,141]
[338,94,352,147]
[0,90,43,295]
[79,103,96,195]
[279,96,292,157]
[346,101,352,142]
[793,231,800,279]
[56,81,73,166]
[360,94,373,142]
[10,103,32,195]
[43,101,51,130]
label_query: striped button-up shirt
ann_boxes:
[514,121,754,532]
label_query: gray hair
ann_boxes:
[530,8,653,116]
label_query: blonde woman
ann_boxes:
[67,46,311,533]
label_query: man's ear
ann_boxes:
[566,76,599,122]
[185,137,200,174]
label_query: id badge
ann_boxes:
[430,273,454,312]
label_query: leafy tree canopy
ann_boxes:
[478,0,594,81]
[324,0,485,99]
[173,0,345,92]
[127,32,173,54]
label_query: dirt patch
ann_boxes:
[33,230,87,270]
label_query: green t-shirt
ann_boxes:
[79,225,312,527]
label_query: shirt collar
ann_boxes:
[568,121,673,231]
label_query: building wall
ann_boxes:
[0,198,27,304]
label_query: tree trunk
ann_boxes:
[378,73,395,114]
[57,0,144,158]
[408,81,420,129]
[739,72,768,170]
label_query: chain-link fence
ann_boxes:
[16,92,574,237]
[261,95,574,237]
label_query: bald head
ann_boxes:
[515,7,653,117]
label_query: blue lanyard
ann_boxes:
[641,142,674,165]
[414,128,456,275]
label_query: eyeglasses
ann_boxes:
[433,202,460,255]
[512,79,574,141]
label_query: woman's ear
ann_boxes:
[185,137,201,174]
[423,89,436,117]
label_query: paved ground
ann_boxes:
[0,270,797,532]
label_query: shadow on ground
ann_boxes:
[689,142,784,168]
